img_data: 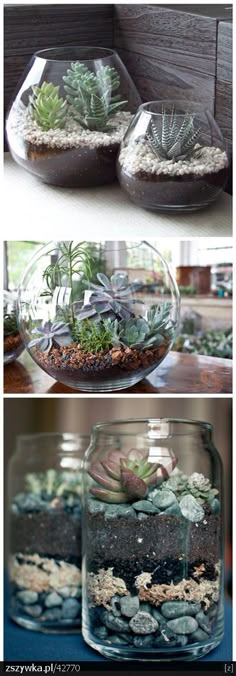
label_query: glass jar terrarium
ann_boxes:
[117,101,229,212]
[17,240,180,392]
[82,419,223,661]
[4,291,24,365]
[6,47,141,187]
[8,433,88,632]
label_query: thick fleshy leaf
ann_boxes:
[96,273,112,289]
[101,459,121,480]
[120,465,148,499]
[88,463,121,492]
[90,486,128,503]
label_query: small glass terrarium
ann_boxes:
[8,433,88,632]
[17,241,180,392]
[82,418,224,661]
[6,47,141,187]
[4,291,24,365]
[117,101,229,212]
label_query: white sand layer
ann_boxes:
[119,140,228,177]
[9,105,133,150]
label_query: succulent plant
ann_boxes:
[63,62,127,131]
[28,321,72,353]
[4,311,19,337]
[185,472,219,504]
[25,470,82,497]
[104,301,174,351]
[88,448,177,503]
[147,107,202,162]
[72,318,113,353]
[29,81,67,131]
[76,272,140,323]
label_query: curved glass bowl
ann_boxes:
[6,46,141,187]
[82,418,224,661]
[8,433,89,633]
[117,100,229,213]
[17,241,180,392]
[4,291,24,365]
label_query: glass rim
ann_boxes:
[139,100,211,116]
[91,417,212,434]
[34,46,116,62]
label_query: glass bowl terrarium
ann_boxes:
[4,291,24,365]
[6,47,141,187]
[117,101,229,212]
[17,241,180,392]
[8,433,88,632]
[82,418,224,661]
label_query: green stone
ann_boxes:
[120,595,139,618]
[161,601,201,619]
[129,611,158,634]
[153,490,177,510]
[132,500,159,514]
[179,495,204,522]
[191,628,209,642]
[167,616,198,635]
[87,498,107,514]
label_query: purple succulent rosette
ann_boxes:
[28,321,72,353]
[75,272,142,322]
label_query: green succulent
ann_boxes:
[76,272,140,323]
[159,470,218,506]
[105,302,174,351]
[4,311,19,337]
[72,319,113,353]
[63,62,127,131]
[147,107,202,162]
[25,469,82,497]
[89,447,177,503]
[29,81,67,131]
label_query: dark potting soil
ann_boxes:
[118,166,227,211]
[87,513,221,567]
[33,343,169,384]
[12,141,119,187]
[4,334,22,353]
[10,511,81,560]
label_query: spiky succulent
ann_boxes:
[4,311,19,337]
[72,318,113,353]
[63,62,127,131]
[29,81,67,131]
[88,448,177,503]
[25,469,82,497]
[104,301,174,351]
[147,107,202,162]
[28,320,72,353]
[75,272,141,323]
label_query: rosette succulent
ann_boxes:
[88,448,177,503]
[28,321,72,353]
[147,107,202,162]
[29,82,67,131]
[76,272,141,323]
[186,472,219,504]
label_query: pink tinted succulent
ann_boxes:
[88,448,177,503]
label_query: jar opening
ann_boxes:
[92,418,212,438]
[34,46,115,62]
[139,100,209,116]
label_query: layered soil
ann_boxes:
[4,333,22,354]
[10,510,81,561]
[33,342,169,385]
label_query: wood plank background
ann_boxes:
[216,21,232,146]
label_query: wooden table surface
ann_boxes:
[4,350,232,395]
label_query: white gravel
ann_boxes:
[9,104,133,150]
[119,140,228,177]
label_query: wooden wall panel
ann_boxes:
[4,4,113,115]
[216,21,232,145]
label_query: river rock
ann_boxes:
[133,635,154,647]
[87,498,107,514]
[103,611,129,632]
[179,495,204,522]
[117,505,136,518]
[191,628,209,641]
[120,596,139,618]
[108,635,129,645]
[167,616,198,634]
[62,598,81,619]
[210,498,220,514]
[132,500,159,514]
[24,604,42,617]
[164,503,181,516]
[17,590,38,605]
[129,611,158,634]
[137,512,148,520]
[45,592,62,608]
[110,595,122,616]
[93,625,108,639]
[44,607,62,621]
[161,601,201,619]
[195,610,211,634]
[152,608,166,623]
[153,490,177,510]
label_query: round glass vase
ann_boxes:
[82,418,224,661]
[8,433,89,633]
[4,291,24,365]
[6,46,141,187]
[17,240,180,392]
[117,100,229,213]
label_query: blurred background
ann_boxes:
[4,239,233,360]
[4,396,232,583]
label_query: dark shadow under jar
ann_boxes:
[6,47,141,188]
[117,101,229,213]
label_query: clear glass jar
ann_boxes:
[82,419,223,661]
[8,433,89,632]
[4,291,24,365]
[117,100,229,212]
[6,46,141,187]
[17,240,180,392]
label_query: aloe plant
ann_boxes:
[29,82,67,131]
[147,107,202,162]
[63,62,128,131]
[89,447,177,503]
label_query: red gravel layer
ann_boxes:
[4,334,22,354]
